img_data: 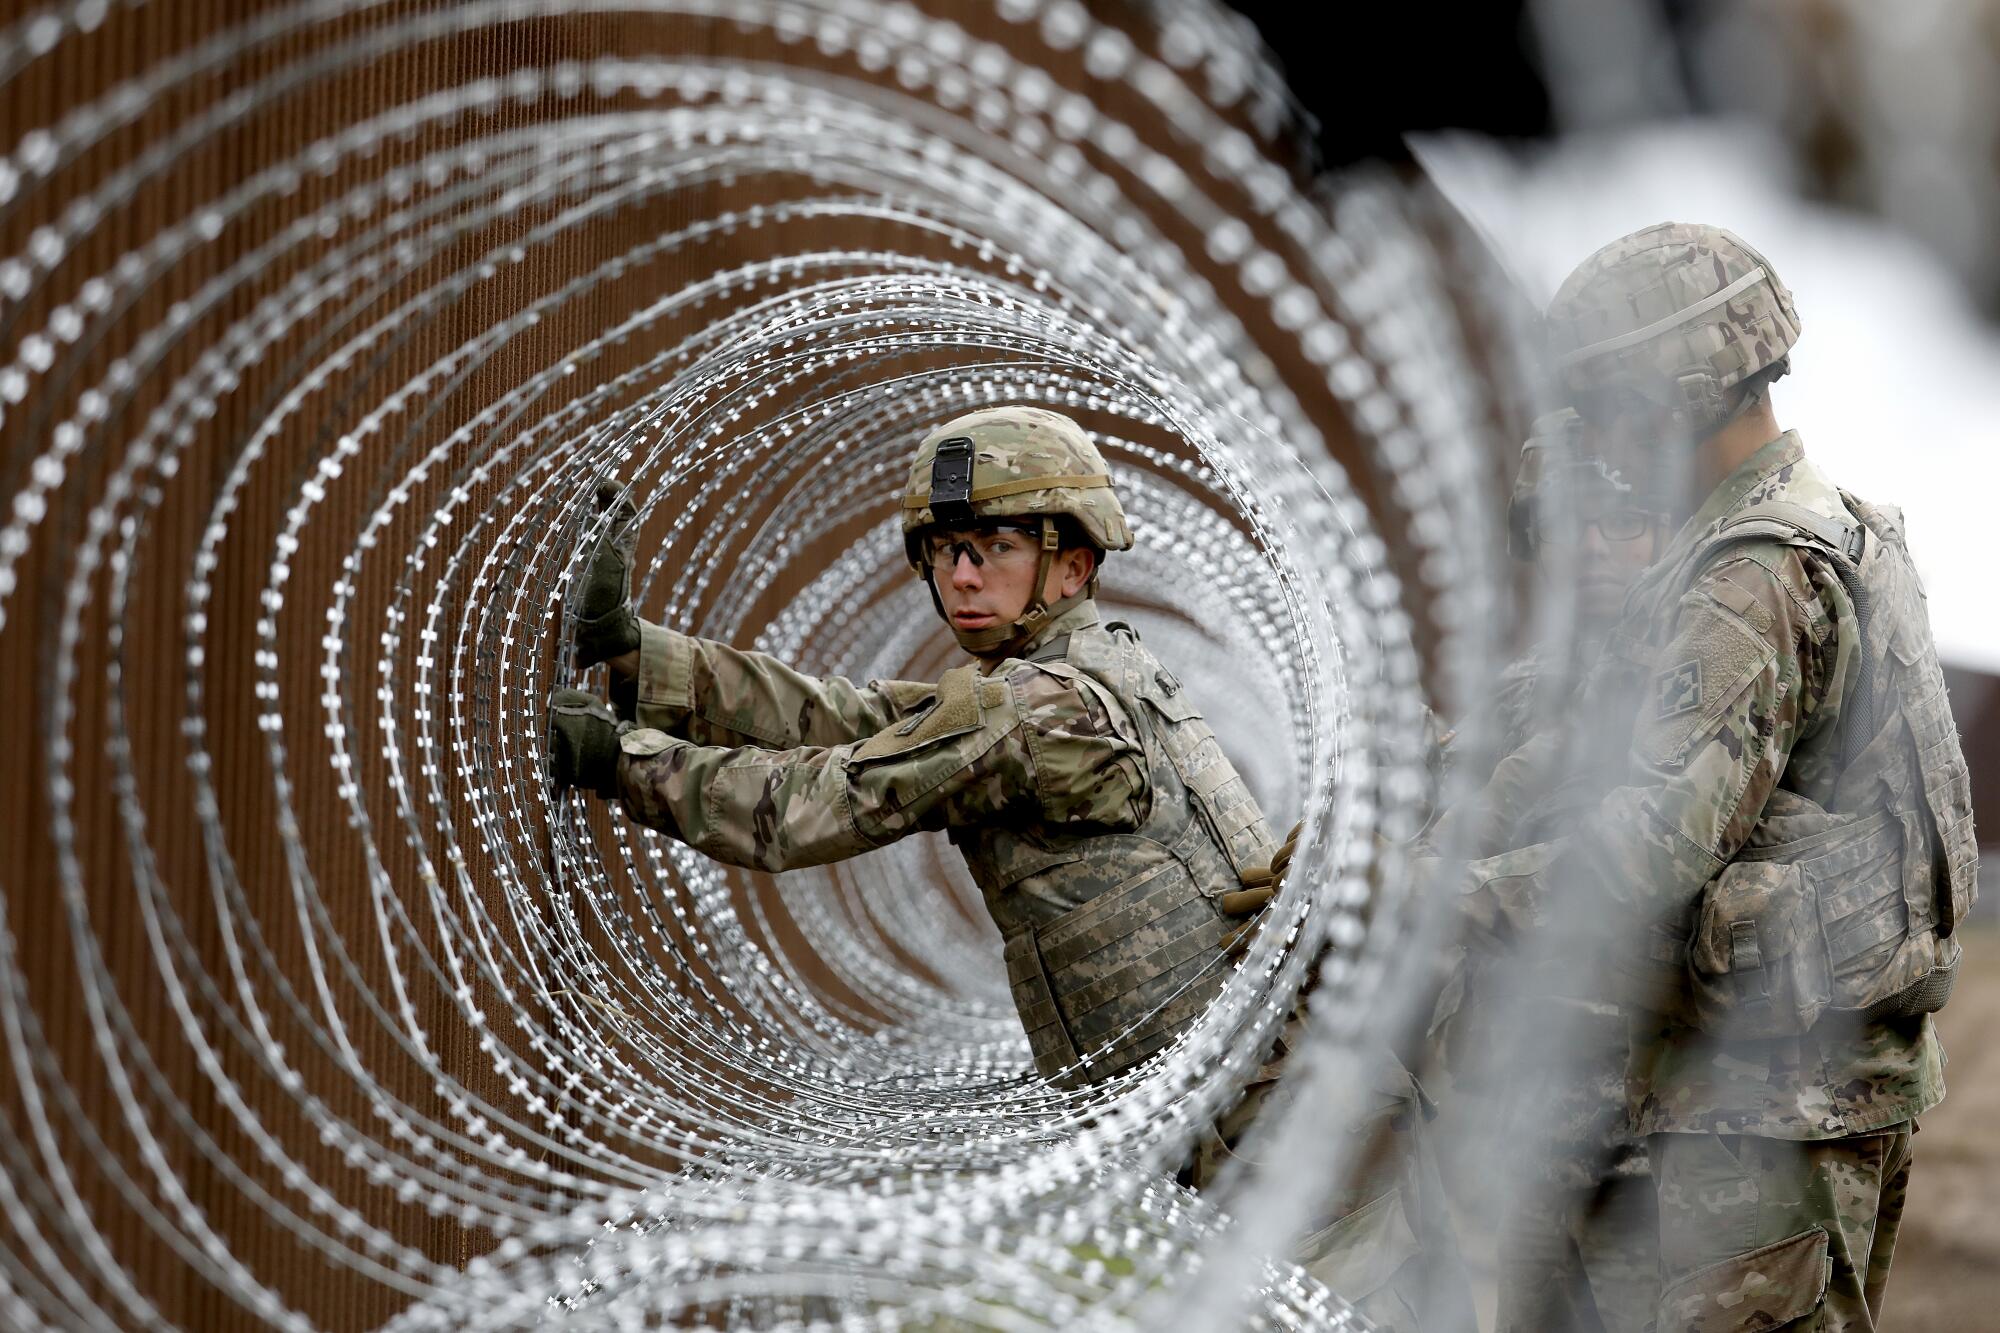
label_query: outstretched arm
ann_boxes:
[614,663,1146,871]
[569,482,929,749]
[624,619,937,750]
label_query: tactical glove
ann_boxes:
[548,688,624,798]
[571,479,642,669]
[1221,820,1302,957]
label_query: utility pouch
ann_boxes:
[1688,860,1831,1038]
[1688,809,1958,1037]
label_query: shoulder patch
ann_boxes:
[1635,599,1779,769]
[1656,660,1703,719]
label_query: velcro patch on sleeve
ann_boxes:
[1634,592,1778,770]
[852,664,986,761]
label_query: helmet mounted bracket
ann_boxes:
[928,436,976,528]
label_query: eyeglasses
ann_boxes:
[921,523,1045,576]
[1532,506,1653,546]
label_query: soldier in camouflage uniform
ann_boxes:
[546,405,1472,1330]
[550,405,1272,1086]
[1453,223,1976,1330]
[1432,414,1669,1333]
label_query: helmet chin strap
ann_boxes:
[924,518,1087,659]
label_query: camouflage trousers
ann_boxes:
[1654,1125,1913,1331]
[1191,1047,1477,1333]
[1495,1175,1658,1333]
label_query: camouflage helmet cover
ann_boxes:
[1546,222,1801,437]
[899,405,1134,562]
[1507,407,1637,561]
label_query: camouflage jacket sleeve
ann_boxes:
[614,661,1148,871]
[1462,543,1855,941]
[629,619,937,748]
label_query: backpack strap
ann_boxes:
[1710,500,1874,765]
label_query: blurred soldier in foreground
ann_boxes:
[1430,413,1668,1333]
[1453,223,1976,1330]
[545,406,1471,1329]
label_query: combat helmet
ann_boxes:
[900,405,1133,656]
[1546,222,1801,439]
[1506,407,1645,560]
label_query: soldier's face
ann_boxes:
[930,526,1091,632]
[1536,513,1659,625]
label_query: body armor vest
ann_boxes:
[950,619,1277,1087]
[1611,465,1977,1036]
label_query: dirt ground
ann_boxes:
[1448,923,2000,1330]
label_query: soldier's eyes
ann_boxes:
[923,527,1038,569]
[1596,509,1650,541]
